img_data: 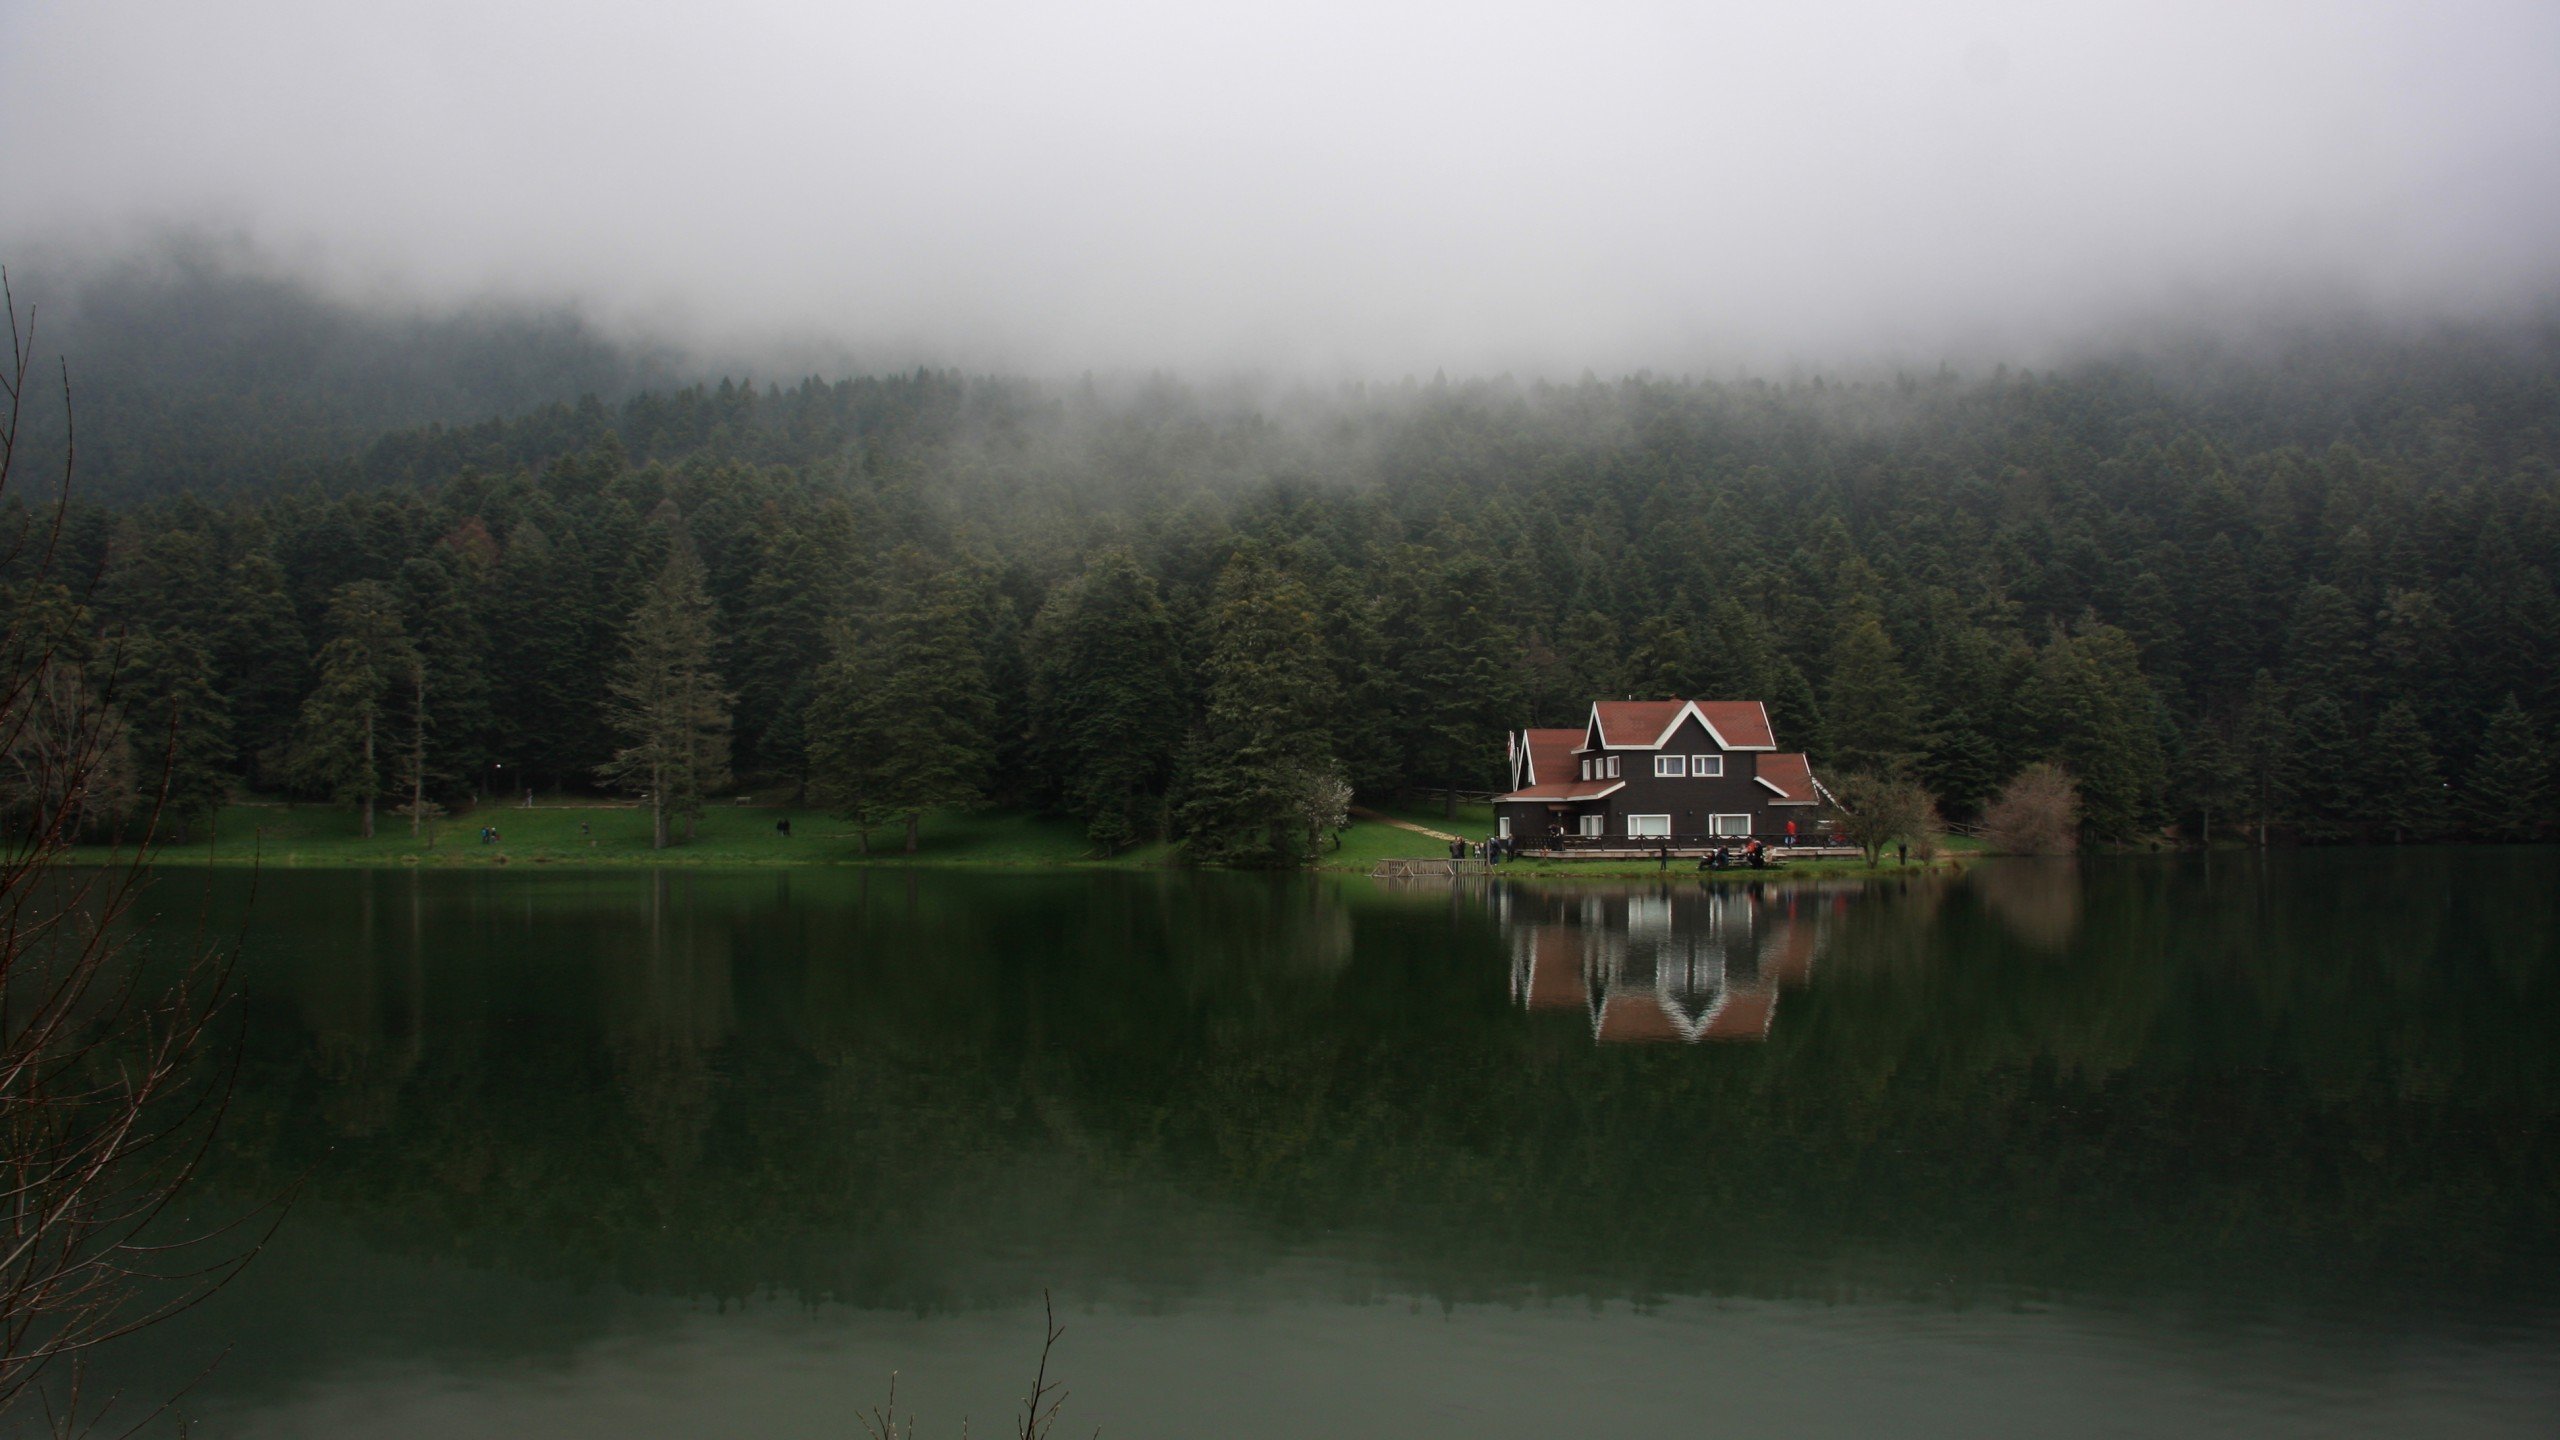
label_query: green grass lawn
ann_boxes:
[81,798,1464,872]
[80,800,1124,869]
[79,796,1969,881]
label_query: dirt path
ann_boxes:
[1348,805,1465,844]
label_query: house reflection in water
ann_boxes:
[1494,881,1842,1043]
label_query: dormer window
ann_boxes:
[1580,759,1593,781]
[1606,756,1621,778]
[1654,755,1687,778]
[1693,755,1723,777]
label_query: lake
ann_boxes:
[80,853,2560,1437]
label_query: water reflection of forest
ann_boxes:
[1494,880,1865,1043]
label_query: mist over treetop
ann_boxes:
[10,243,2559,506]
[5,0,2557,373]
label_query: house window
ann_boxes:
[1709,813,1751,836]
[1606,756,1621,778]
[1654,755,1687,778]
[1693,755,1722,777]
[1627,814,1671,838]
[1578,814,1604,838]
[1497,816,1512,840]
[1580,759,1592,781]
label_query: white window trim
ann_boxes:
[1497,816,1512,839]
[1626,814,1672,838]
[1693,755,1722,777]
[1606,756,1621,778]
[1578,814,1605,838]
[1709,813,1752,837]
[1654,755,1687,778]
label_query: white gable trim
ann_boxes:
[1756,776,1791,797]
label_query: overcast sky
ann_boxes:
[4,0,2556,375]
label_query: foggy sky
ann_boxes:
[4,0,2557,375]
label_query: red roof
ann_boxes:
[1595,993,1683,1044]
[1700,989,1777,1041]
[1757,752,1818,803]
[1524,929,1585,1011]
[1502,727,1624,801]
[1515,729,1582,788]
[1589,700,1777,751]
[1765,921,1818,987]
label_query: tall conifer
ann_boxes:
[2461,696,2551,842]
[287,581,416,840]
[1174,547,1336,866]
[2367,701,2443,843]
[805,546,995,853]
[1026,549,1187,853]
[598,537,733,849]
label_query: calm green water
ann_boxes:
[82,854,2560,1436]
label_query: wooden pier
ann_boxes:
[1370,856,1491,879]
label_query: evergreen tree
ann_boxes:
[2018,621,2166,843]
[597,537,733,849]
[399,552,492,800]
[114,627,233,838]
[1174,547,1335,867]
[2178,726,2245,846]
[488,518,606,791]
[730,500,853,788]
[2236,669,2292,847]
[1916,710,2003,821]
[1624,611,1701,699]
[1025,549,1188,853]
[2283,582,2370,716]
[1386,555,1524,814]
[805,545,995,853]
[2366,700,2444,843]
[286,581,417,840]
[2460,696,2551,842]
[215,552,306,790]
[1822,612,1919,775]
[2185,532,2257,704]
[1315,570,1401,796]
[2283,696,2360,842]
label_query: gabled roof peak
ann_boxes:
[1585,699,1777,751]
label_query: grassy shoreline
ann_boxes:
[65,798,1968,882]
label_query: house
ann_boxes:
[1500,882,1836,1044]
[1496,699,1823,851]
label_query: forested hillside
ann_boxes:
[7,311,2559,859]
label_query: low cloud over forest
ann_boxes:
[6,0,2558,375]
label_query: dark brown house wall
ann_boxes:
[1592,715,1776,837]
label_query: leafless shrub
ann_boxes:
[1981,762,2082,856]
[0,272,255,1428]
[858,1290,1087,1440]
[1829,772,1939,866]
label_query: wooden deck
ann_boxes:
[1524,844,1865,862]
[1371,846,1861,878]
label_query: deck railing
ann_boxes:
[1501,832,1841,855]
